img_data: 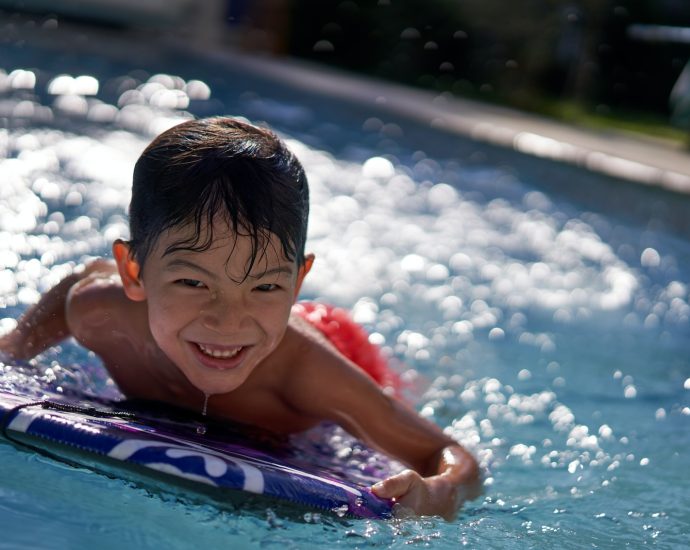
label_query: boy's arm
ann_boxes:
[283,332,481,520]
[0,260,114,360]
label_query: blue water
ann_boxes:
[1,24,689,549]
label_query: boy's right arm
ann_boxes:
[0,260,115,361]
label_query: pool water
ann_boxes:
[1,28,689,549]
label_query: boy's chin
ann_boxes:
[185,371,246,397]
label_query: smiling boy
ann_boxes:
[0,117,479,519]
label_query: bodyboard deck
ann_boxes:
[0,388,394,519]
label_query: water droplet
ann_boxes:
[196,393,210,434]
[623,385,637,399]
[400,27,420,40]
[640,248,660,267]
[518,369,532,381]
[333,504,349,517]
[313,40,334,53]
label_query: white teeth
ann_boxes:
[197,343,242,359]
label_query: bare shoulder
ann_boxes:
[279,314,353,377]
[275,315,393,419]
[66,259,123,316]
[65,260,146,348]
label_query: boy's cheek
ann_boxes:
[149,297,184,318]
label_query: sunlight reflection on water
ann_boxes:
[0,53,689,548]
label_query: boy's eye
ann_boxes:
[255,283,279,292]
[178,279,206,288]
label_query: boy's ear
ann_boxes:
[112,240,146,302]
[293,253,314,300]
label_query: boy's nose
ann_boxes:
[200,294,248,333]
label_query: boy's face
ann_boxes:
[114,218,312,397]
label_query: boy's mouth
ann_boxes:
[196,342,243,359]
[189,341,250,370]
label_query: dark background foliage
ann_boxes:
[283,0,690,126]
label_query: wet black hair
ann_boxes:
[127,117,309,277]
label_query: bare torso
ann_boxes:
[66,263,325,433]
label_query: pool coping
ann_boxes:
[189,46,690,196]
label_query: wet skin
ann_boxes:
[0,220,481,519]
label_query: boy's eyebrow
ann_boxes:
[164,258,217,279]
[248,265,294,279]
[164,258,294,279]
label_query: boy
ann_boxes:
[0,117,479,519]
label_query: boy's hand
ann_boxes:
[371,446,482,521]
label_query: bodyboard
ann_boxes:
[0,388,394,519]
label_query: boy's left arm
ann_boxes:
[284,334,481,520]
